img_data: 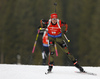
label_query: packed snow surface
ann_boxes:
[0,64,100,79]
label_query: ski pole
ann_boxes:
[32,28,42,53]
[63,34,70,42]
[55,43,58,56]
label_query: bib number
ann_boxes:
[52,32,56,34]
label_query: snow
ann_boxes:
[0,64,100,79]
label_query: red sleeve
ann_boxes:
[40,20,43,28]
[40,19,48,28]
[64,24,68,31]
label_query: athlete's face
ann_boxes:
[51,18,57,24]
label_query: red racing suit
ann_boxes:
[42,31,49,47]
[47,19,68,38]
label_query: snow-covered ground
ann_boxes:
[0,64,100,79]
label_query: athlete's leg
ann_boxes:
[56,36,85,72]
[47,36,55,72]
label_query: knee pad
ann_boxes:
[66,52,70,55]
[50,52,55,55]
[49,40,54,46]
[61,40,68,48]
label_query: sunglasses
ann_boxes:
[51,18,57,20]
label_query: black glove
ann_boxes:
[41,19,48,25]
[63,30,68,34]
[63,31,66,34]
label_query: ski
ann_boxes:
[45,71,51,75]
[75,71,97,76]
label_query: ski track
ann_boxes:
[0,64,100,79]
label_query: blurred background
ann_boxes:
[0,0,100,66]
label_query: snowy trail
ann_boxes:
[0,64,100,79]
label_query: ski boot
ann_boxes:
[48,66,53,72]
[73,60,85,72]
[45,66,53,74]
